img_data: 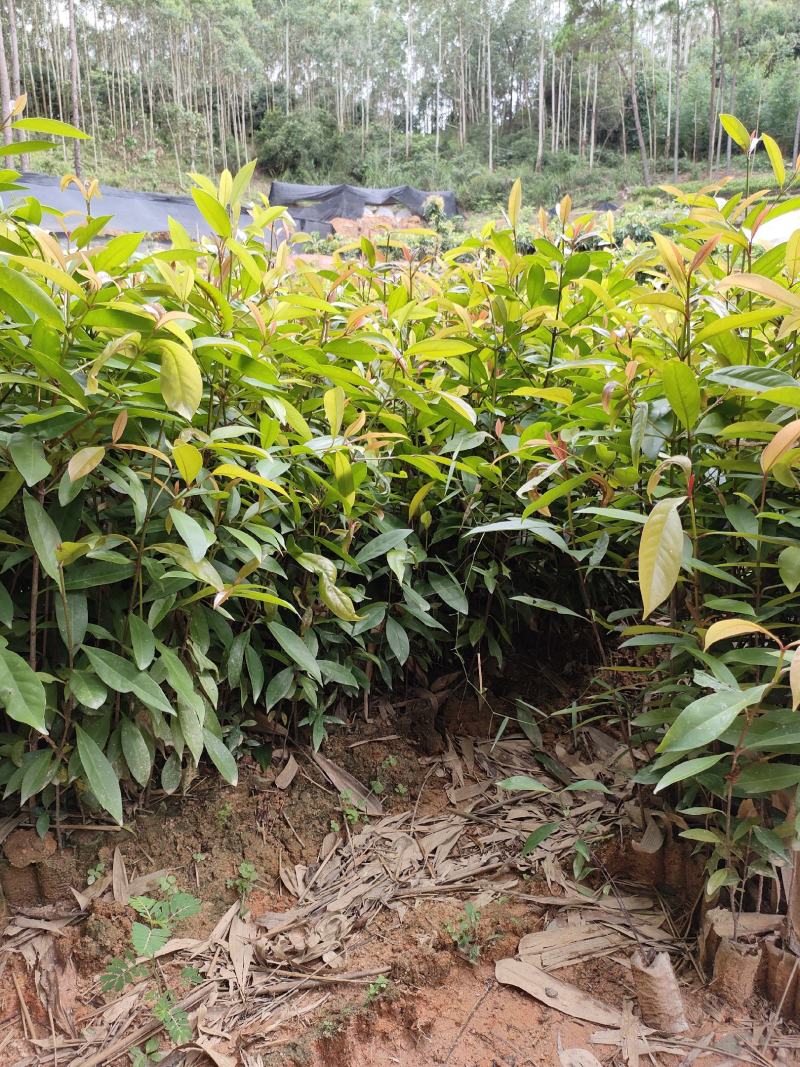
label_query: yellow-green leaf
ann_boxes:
[703,618,779,650]
[158,341,202,421]
[638,497,685,618]
[173,443,203,484]
[761,133,785,187]
[68,446,105,482]
[719,113,751,153]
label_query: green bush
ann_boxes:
[2,116,800,913]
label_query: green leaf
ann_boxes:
[638,497,685,618]
[719,114,751,153]
[20,750,54,804]
[76,724,123,825]
[498,775,551,793]
[84,647,174,716]
[169,508,211,563]
[385,616,409,665]
[267,621,321,681]
[661,360,701,430]
[22,492,61,582]
[131,922,171,958]
[121,717,153,787]
[0,262,63,329]
[354,528,412,565]
[129,615,155,670]
[778,546,800,593]
[202,729,237,785]
[654,754,724,793]
[0,469,23,514]
[13,116,90,139]
[659,684,768,753]
[521,822,559,857]
[319,575,361,621]
[736,762,800,794]
[190,188,232,238]
[761,133,785,187]
[429,572,468,614]
[10,437,51,489]
[0,647,48,734]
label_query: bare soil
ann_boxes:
[0,658,797,1066]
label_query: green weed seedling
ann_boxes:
[86,862,105,886]
[365,974,390,1003]
[227,860,258,900]
[445,902,482,964]
[101,890,202,1059]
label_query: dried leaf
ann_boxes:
[312,752,383,816]
[112,846,129,904]
[495,957,622,1025]
[275,754,299,790]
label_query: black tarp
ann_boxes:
[270,181,457,235]
[4,172,255,238]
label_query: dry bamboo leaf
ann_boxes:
[557,1036,604,1067]
[495,957,623,1026]
[112,847,129,905]
[193,1040,238,1067]
[229,914,254,989]
[35,938,78,1036]
[275,754,299,790]
[311,752,383,816]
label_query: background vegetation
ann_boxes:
[2,0,799,209]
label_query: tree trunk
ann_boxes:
[486,18,493,172]
[793,106,800,167]
[673,1,682,180]
[535,34,545,172]
[0,8,11,147]
[623,2,651,188]
[707,2,719,177]
[68,0,81,175]
[589,62,598,169]
[435,13,442,159]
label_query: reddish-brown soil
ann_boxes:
[0,683,796,1065]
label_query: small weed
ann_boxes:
[130,1037,163,1066]
[86,862,105,886]
[370,778,385,795]
[216,803,232,828]
[365,974,389,1003]
[379,755,397,771]
[329,818,341,832]
[394,783,408,796]
[227,861,258,899]
[101,889,202,1057]
[339,791,362,825]
[319,1017,340,1038]
[445,902,482,964]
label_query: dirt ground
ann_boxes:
[0,663,797,1067]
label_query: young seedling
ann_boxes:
[445,902,482,964]
[227,861,258,900]
[86,862,105,886]
[365,974,390,1003]
[101,889,202,1059]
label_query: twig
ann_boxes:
[11,969,34,1041]
[442,978,495,1064]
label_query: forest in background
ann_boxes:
[1,0,799,208]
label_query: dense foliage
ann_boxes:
[7,0,800,204]
[1,115,800,902]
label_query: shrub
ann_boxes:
[1,113,800,917]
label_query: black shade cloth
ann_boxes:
[4,172,255,237]
[270,181,457,232]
